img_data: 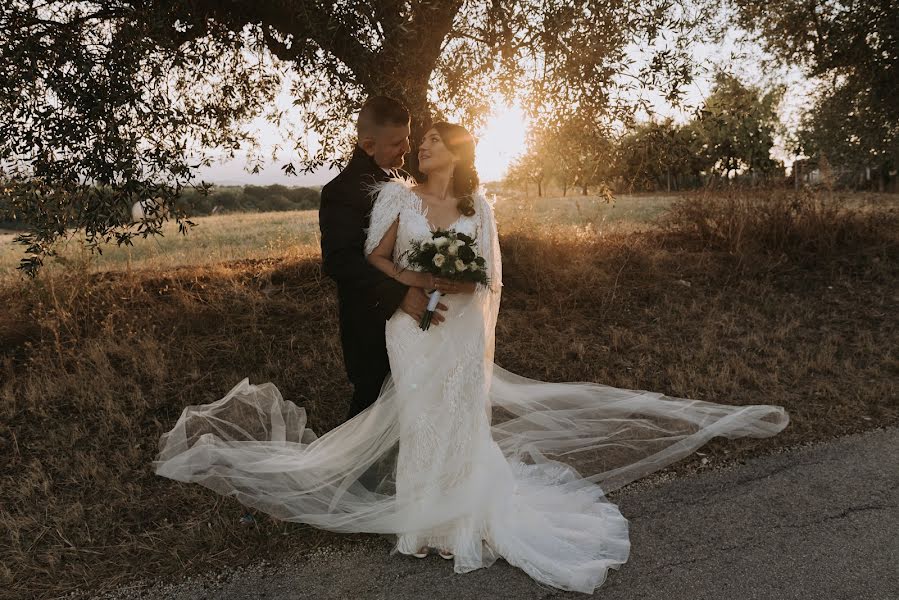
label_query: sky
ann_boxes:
[196,100,534,187]
[194,27,812,188]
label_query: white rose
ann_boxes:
[469,263,479,272]
[433,236,449,248]
[433,254,446,267]
[455,259,466,271]
[447,244,458,256]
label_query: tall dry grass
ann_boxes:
[660,187,896,257]
[1,188,897,599]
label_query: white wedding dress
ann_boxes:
[153,180,790,594]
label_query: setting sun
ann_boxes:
[475,102,529,183]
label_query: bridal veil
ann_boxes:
[153,183,789,591]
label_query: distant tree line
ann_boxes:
[176,184,321,216]
[507,72,789,196]
[0,184,321,232]
[507,0,899,197]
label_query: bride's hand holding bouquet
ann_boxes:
[404,229,489,330]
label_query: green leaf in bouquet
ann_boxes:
[458,245,475,262]
[457,232,475,246]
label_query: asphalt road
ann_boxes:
[91,426,899,600]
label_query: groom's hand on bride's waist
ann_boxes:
[400,287,447,325]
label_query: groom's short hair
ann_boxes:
[357,96,410,137]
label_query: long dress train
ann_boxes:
[153,180,789,593]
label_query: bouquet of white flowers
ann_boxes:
[403,229,490,330]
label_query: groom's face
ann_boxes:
[362,122,411,170]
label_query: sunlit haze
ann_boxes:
[197,100,533,186]
[194,34,804,187]
[474,102,529,183]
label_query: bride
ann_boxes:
[153,121,790,594]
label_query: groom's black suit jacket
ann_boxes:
[319,146,410,419]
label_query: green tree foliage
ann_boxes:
[508,72,784,193]
[731,0,898,189]
[691,71,785,181]
[508,111,617,197]
[796,85,898,189]
[506,144,551,198]
[0,3,279,274]
[176,185,320,215]
[1,0,709,275]
[546,116,616,196]
[611,72,784,190]
[0,195,18,230]
[612,118,703,192]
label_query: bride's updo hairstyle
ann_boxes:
[432,121,479,217]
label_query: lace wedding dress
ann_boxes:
[153,180,790,593]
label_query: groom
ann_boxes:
[319,95,447,422]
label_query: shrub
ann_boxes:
[660,187,898,257]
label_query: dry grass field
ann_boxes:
[1,187,897,599]
[0,210,322,280]
[0,189,674,280]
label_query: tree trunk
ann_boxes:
[405,96,430,181]
[372,1,463,181]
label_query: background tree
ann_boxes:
[507,108,619,197]
[506,139,551,198]
[730,0,898,189]
[1,0,709,275]
[611,118,701,191]
[510,73,787,196]
[691,71,784,182]
[795,85,898,190]
[513,121,576,197]
[508,72,785,194]
[543,114,616,196]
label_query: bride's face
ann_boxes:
[417,128,457,174]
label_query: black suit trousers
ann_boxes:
[340,307,393,421]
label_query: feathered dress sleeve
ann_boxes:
[364,180,413,257]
